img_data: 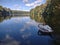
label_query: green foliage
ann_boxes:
[0,16,11,22]
[0,5,12,16]
[0,6,3,11]
[30,0,60,35]
[30,5,45,23]
[12,10,30,16]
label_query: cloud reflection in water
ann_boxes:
[20,20,38,39]
[0,34,20,45]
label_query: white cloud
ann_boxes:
[35,0,42,3]
[25,0,43,8]
[23,0,29,3]
[25,3,34,7]
[12,4,30,11]
[13,4,21,10]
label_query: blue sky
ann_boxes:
[0,0,46,11]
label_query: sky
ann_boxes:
[0,0,46,11]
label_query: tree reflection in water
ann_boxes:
[0,16,11,23]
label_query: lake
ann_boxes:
[0,16,54,45]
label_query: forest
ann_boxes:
[0,6,12,16]
[0,6,30,16]
[30,0,60,44]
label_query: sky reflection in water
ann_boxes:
[0,16,54,45]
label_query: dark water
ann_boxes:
[0,16,54,45]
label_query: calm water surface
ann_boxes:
[0,16,54,45]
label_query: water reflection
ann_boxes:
[0,16,11,23]
[0,16,55,45]
[38,30,54,39]
[0,34,20,45]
